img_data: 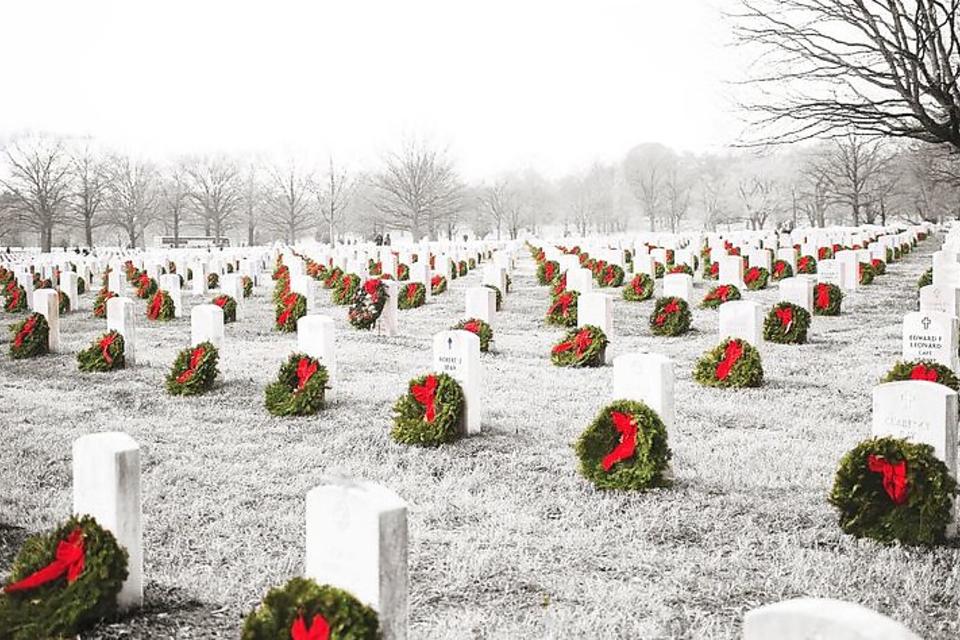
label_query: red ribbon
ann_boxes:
[632,277,645,296]
[295,357,318,390]
[601,411,638,471]
[363,279,381,303]
[709,262,719,276]
[290,613,330,640]
[707,285,730,302]
[99,332,118,365]
[148,292,164,319]
[545,262,555,281]
[744,267,759,284]
[176,346,206,384]
[604,267,615,284]
[4,527,85,593]
[798,256,811,271]
[654,300,679,326]
[774,261,785,275]
[775,306,793,331]
[213,295,227,308]
[866,454,908,505]
[551,328,592,356]
[909,364,938,382]
[406,283,419,302]
[278,293,299,328]
[431,275,442,288]
[549,293,573,316]
[463,320,480,334]
[715,339,743,381]
[411,374,438,423]
[13,315,37,348]
[815,283,830,310]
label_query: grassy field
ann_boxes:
[1,240,957,639]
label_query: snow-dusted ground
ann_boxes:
[1,241,955,639]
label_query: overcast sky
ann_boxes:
[1,0,744,180]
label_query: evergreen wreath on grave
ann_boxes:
[206,273,219,289]
[653,262,665,279]
[186,267,194,281]
[57,290,70,315]
[551,325,607,368]
[226,263,235,274]
[458,260,468,276]
[35,276,51,289]
[274,263,290,281]
[77,277,86,295]
[743,266,769,290]
[829,436,957,546]
[431,274,447,295]
[4,283,26,313]
[77,331,125,372]
[124,261,139,282]
[134,274,157,299]
[273,274,292,304]
[348,279,387,330]
[391,372,465,446]
[814,282,843,316]
[396,263,410,281]
[871,259,886,276]
[368,258,382,276]
[93,289,116,319]
[484,284,503,311]
[241,577,380,640]
[918,231,928,241]
[888,246,898,262]
[917,267,933,290]
[649,297,691,336]
[701,284,741,309]
[771,259,793,281]
[796,255,817,274]
[398,282,426,310]
[264,353,329,416]
[594,263,625,288]
[9,313,49,359]
[453,318,493,352]
[241,275,253,298]
[881,361,960,391]
[818,246,834,260]
[704,261,719,280]
[276,292,307,332]
[859,262,875,285]
[505,273,512,293]
[0,515,128,640]
[623,273,654,302]
[323,267,344,289]
[166,341,219,395]
[546,290,578,327]
[332,273,361,306]
[668,264,693,277]
[763,302,810,344]
[537,260,559,286]
[468,257,477,270]
[144,289,175,321]
[574,399,671,491]
[693,338,763,388]
[551,272,567,297]
[212,294,237,323]
[0,267,10,285]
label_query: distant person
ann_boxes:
[384,233,392,246]
[375,233,383,246]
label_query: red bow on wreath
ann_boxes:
[775,306,793,332]
[744,267,759,284]
[774,262,785,275]
[815,284,830,310]
[213,296,227,308]
[552,328,592,356]
[363,279,381,303]
[4,527,85,594]
[715,339,743,381]
[431,275,441,287]
[909,364,938,382]
[866,454,908,505]
[708,285,730,302]
[290,613,330,640]
[709,262,719,276]
[148,292,164,319]
[13,315,37,348]
[406,283,418,302]
[549,293,573,316]
[545,263,555,280]
[295,357,318,390]
[99,332,118,365]
[601,411,637,471]
[604,267,615,284]
[176,346,206,384]
[632,277,645,296]
[278,293,299,327]
[654,300,679,326]
[462,320,480,334]
[411,374,438,423]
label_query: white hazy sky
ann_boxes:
[1,0,745,180]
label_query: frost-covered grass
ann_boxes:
[1,243,957,639]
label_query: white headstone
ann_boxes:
[612,353,675,430]
[158,274,183,318]
[106,296,137,365]
[297,315,336,398]
[432,330,482,435]
[873,380,958,478]
[920,284,960,319]
[378,280,399,337]
[578,292,613,364]
[817,259,844,289]
[191,304,224,349]
[902,311,959,371]
[778,277,814,314]
[33,288,61,353]
[718,300,763,347]
[60,271,79,312]
[465,287,496,325]
[744,598,921,640]
[719,255,744,287]
[662,273,693,303]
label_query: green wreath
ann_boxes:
[596,264,625,288]
[546,291,578,327]
[622,274,654,302]
[828,436,957,546]
[276,293,307,332]
[368,259,382,276]
[537,260,559,285]
[431,275,448,295]
[653,262,665,279]
[93,289,117,319]
[77,331,125,372]
[9,313,49,359]
[551,325,607,368]
[871,259,886,276]
[667,264,693,277]
[770,260,793,281]
[212,294,237,323]
[458,260,468,276]
[4,284,27,313]
[273,276,292,304]
[144,290,174,321]
[743,266,769,290]
[264,353,329,416]
[797,255,817,274]
[703,261,719,280]
[207,273,219,289]
[881,361,960,391]
[859,262,875,285]
[332,273,361,305]
[241,577,379,640]
[391,372,465,446]
[396,263,410,281]
[77,277,86,295]
[323,267,344,289]
[917,267,933,290]
[649,297,691,336]
[242,276,253,298]
[134,275,157,299]
[762,302,810,344]
[225,263,234,274]
[468,257,476,270]
[814,282,843,316]
[818,247,834,260]
[349,280,388,330]
[574,399,671,491]
[889,247,898,262]
[166,341,219,395]
[398,282,426,309]
[273,264,289,281]
[701,284,741,309]
[0,515,128,640]
[484,284,503,311]
[693,338,763,388]
[57,290,70,315]
[551,272,567,298]
[453,318,493,352]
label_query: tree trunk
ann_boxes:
[247,220,255,246]
[41,225,52,253]
[84,219,93,247]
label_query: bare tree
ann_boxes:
[107,156,158,248]
[69,144,110,247]
[798,158,832,228]
[478,179,511,240]
[240,162,263,246]
[184,156,242,240]
[371,140,464,240]
[663,162,692,233]
[738,176,781,230]
[265,159,314,244]
[824,135,892,225]
[697,155,729,231]
[158,165,189,246]
[316,157,354,243]
[732,1,960,149]
[624,143,674,231]
[0,136,73,251]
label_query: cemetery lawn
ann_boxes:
[2,244,959,639]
